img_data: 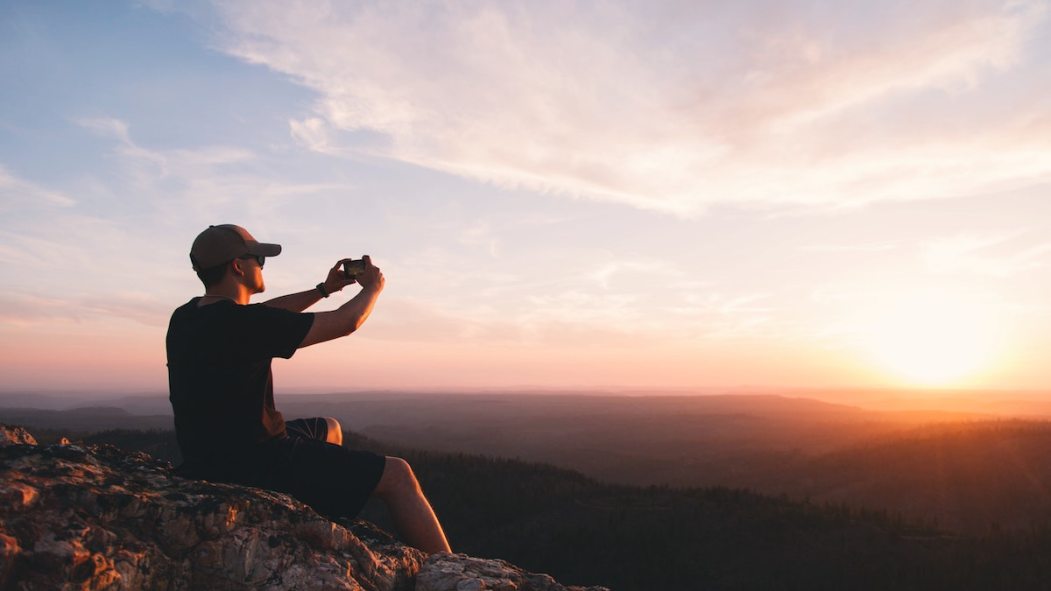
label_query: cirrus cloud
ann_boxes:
[204,0,1051,215]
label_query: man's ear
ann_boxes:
[230,259,246,278]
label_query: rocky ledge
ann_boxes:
[0,425,607,591]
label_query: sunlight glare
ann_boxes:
[860,289,1001,387]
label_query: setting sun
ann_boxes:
[860,289,1002,387]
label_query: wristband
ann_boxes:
[316,282,330,298]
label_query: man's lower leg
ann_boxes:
[383,487,451,554]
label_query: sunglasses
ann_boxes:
[238,254,265,268]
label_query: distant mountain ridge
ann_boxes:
[0,406,172,432]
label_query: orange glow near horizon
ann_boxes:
[0,289,1026,396]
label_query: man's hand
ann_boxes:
[265,256,383,313]
[299,255,385,348]
[323,259,361,295]
[355,255,385,293]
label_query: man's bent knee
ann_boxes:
[374,457,420,498]
[324,417,343,446]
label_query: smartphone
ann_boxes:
[343,259,366,278]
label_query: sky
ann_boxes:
[1,0,1050,395]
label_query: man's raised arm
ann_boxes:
[264,259,360,313]
[299,256,385,348]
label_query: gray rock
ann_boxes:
[415,554,608,591]
[0,425,608,591]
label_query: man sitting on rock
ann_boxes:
[166,224,451,555]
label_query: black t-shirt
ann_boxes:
[166,298,314,468]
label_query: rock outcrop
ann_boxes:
[0,425,607,591]
[0,427,36,447]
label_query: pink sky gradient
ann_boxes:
[2,1,1051,395]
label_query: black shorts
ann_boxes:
[284,417,332,441]
[269,418,387,519]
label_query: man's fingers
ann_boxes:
[332,258,360,280]
[328,256,376,282]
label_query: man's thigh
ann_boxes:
[275,438,386,519]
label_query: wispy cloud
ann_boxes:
[799,242,898,253]
[0,165,76,211]
[456,220,500,258]
[206,0,1051,215]
[78,116,253,186]
[587,258,689,290]
[289,117,334,154]
[0,291,170,327]
[380,257,777,346]
[74,116,355,224]
[922,232,1051,276]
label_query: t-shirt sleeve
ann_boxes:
[234,304,315,360]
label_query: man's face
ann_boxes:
[236,255,266,294]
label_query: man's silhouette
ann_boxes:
[166,224,450,554]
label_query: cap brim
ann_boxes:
[247,242,282,257]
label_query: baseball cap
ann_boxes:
[189,224,282,271]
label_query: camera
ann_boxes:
[343,259,367,278]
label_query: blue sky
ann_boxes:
[2,1,1050,394]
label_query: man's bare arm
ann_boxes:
[263,288,324,313]
[263,259,359,312]
[299,256,385,348]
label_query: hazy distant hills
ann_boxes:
[0,406,173,432]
